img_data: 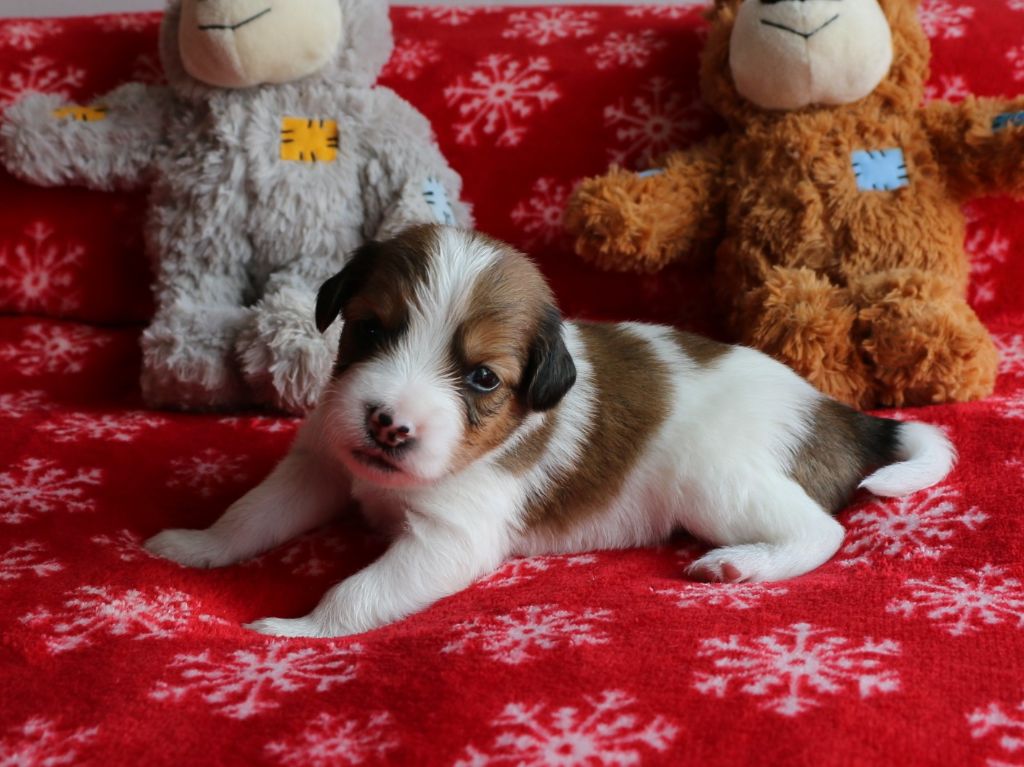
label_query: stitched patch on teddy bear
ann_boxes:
[52,105,108,122]
[423,177,456,225]
[280,117,340,163]
[851,148,909,192]
[993,111,1024,131]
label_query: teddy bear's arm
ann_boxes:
[0,83,170,192]
[564,136,730,274]
[359,88,472,240]
[922,97,1024,200]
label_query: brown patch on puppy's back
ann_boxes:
[523,323,671,531]
[671,330,732,367]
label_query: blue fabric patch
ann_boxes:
[851,148,909,192]
[423,177,456,226]
[637,168,665,178]
[993,111,1024,131]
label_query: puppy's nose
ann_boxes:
[366,406,414,449]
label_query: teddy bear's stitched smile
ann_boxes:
[760,14,840,39]
[198,6,272,31]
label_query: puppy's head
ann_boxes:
[315,225,576,488]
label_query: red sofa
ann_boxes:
[1,5,1023,766]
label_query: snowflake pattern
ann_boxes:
[0,717,98,766]
[21,585,217,654]
[0,541,62,583]
[969,697,1024,766]
[152,643,362,720]
[405,7,499,27]
[265,711,399,766]
[655,582,789,611]
[888,565,1024,636]
[218,415,300,434]
[604,77,702,168]
[39,411,167,444]
[838,484,987,566]
[91,529,153,563]
[1010,46,1024,83]
[0,457,102,525]
[444,55,561,147]
[0,56,86,106]
[0,322,110,376]
[0,221,84,314]
[0,19,60,51]
[455,690,678,767]
[625,4,707,20]
[478,554,597,589]
[918,0,975,39]
[510,177,573,246]
[0,389,49,419]
[167,448,247,498]
[586,30,667,71]
[443,604,613,665]
[924,74,971,102]
[694,622,901,717]
[965,206,1010,307]
[246,529,349,577]
[502,9,598,47]
[383,38,441,81]
[95,14,156,32]
[998,334,1024,377]
[997,391,1024,420]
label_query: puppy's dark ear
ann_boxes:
[521,306,576,411]
[315,242,380,333]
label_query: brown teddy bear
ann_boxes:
[566,0,1024,409]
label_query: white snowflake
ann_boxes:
[586,30,667,71]
[838,484,987,566]
[502,9,598,47]
[0,56,86,106]
[969,697,1024,766]
[39,411,167,443]
[152,642,362,720]
[405,7,499,26]
[167,448,247,497]
[444,55,561,147]
[91,529,153,562]
[694,622,900,717]
[655,582,789,610]
[1010,46,1024,83]
[964,205,1010,307]
[455,690,678,767]
[918,0,975,39]
[998,334,1024,377]
[0,457,102,525]
[997,391,1024,420]
[0,19,60,51]
[266,711,398,766]
[510,177,572,246]
[0,322,110,376]
[218,414,300,434]
[1013,0,1024,10]
[888,564,1024,636]
[924,74,971,102]
[478,554,597,589]
[0,389,49,419]
[0,221,84,314]
[0,541,62,583]
[0,716,98,766]
[246,529,348,577]
[21,585,217,654]
[382,38,441,81]
[625,4,707,20]
[443,604,612,665]
[604,77,702,168]
[95,14,157,32]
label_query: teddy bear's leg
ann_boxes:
[734,267,874,408]
[852,269,998,407]
[235,270,341,415]
[141,277,254,411]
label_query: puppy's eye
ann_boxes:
[466,366,501,393]
[352,317,384,348]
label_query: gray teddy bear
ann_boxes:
[0,0,470,413]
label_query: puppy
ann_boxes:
[145,225,955,638]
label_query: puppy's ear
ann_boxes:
[315,242,380,333]
[521,306,576,411]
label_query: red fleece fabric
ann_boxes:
[1,5,1023,766]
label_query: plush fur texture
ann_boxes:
[144,225,955,638]
[0,0,470,414]
[565,0,1024,409]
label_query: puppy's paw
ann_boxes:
[687,544,782,583]
[246,615,324,638]
[144,529,234,569]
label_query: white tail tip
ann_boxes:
[859,422,956,498]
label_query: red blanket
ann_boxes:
[1,5,1023,766]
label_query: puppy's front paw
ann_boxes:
[246,616,324,638]
[144,529,234,569]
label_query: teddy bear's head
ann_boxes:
[702,0,930,122]
[160,0,393,94]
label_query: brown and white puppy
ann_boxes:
[145,225,955,637]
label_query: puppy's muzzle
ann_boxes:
[366,405,415,451]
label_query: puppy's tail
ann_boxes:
[860,421,956,498]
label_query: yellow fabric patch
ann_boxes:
[280,116,339,163]
[53,105,108,122]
